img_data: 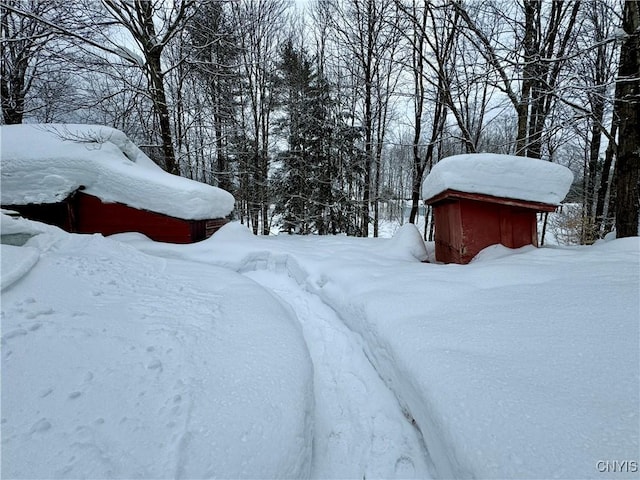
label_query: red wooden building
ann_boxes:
[4,190,228,244]
[1,124,235,244]
[422,153,573,264]
[424,190,556,264]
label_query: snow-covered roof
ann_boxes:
[1,124,235,220]
[422,153,574,205]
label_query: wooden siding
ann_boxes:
[3,192,228,244]
[426,191,554,264]
[426,190,557,213]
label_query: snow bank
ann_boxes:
[422,153,574,205]
[1,245,39,291]
[1,124,235,220]
[389,223,429,262]
[1,212,46,237]
[1,221,313,478]
[154,227,638,479]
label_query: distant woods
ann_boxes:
[1,0,638,240]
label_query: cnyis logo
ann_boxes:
[596,461,639,473]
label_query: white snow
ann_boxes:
[2,215,638,479]
[422,153,574,205]
[0,124,235,220]
[1,215,313,479]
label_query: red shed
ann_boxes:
[1,124,235,243]
[4,191,229,244]
[422,154,574,264]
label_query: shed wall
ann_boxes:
[75,193,199,243]
[432,197,542,264]
[3,193,228,244]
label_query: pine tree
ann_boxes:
[274,38,365,235]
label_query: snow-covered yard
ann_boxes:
[2,214,639,478]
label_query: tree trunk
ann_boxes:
[0,62,26,124]
[595,121,618,236]
[147,51,178,174]
[516,0,537,156]
[614,0,640,238]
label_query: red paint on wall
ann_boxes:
[4,192,227,244]
[426,190,556,264]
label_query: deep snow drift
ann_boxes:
[2,215,638,479]
[1,216,313,479]
[126,222,639,479]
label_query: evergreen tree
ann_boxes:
[274,38,364,235]
[274,39,319,234]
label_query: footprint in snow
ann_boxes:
[25,308,54,319]
[40,387,54,398]
[2,328,28,343]
[394,456,415,476]
[30,418,52,434]
[147,359,163,372]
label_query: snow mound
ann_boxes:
[390,223,429,261]
[1,124,235,220]
[422,153,574,205]
[470,243,536,263]
[1,245,39,290]
[1,212,46,237]
[2,226,314,478]
[209,221,256,242]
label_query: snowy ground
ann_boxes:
[2,215,639,479]
[245,270,433,478]
[2,217,313,479]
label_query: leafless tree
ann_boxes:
[98,0,198,175]
[231,0,288,234]
[0,0,84,124]
[327,0,402,236]
[454,0,582,159]
[614,0,640,238]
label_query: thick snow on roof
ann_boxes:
[1,124,234,220]
[422,153,574,205]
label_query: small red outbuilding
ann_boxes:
[5,191,229,244]
[424,190,556,264]
[1,124,235,243]
[422,154,574,264]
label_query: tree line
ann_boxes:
[2,0,638,240]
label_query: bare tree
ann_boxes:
[186,1,239,192]
[614,0,640,238]
[571,1,619,242]
[98,0,198,175]
[0,0,81,124]
[454,0,582,159]
[328,0,402,236]
[403,1,447,224]
[231,0,287,234]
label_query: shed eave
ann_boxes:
[424,189,558,212]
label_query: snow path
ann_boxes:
[244,269,434,479]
